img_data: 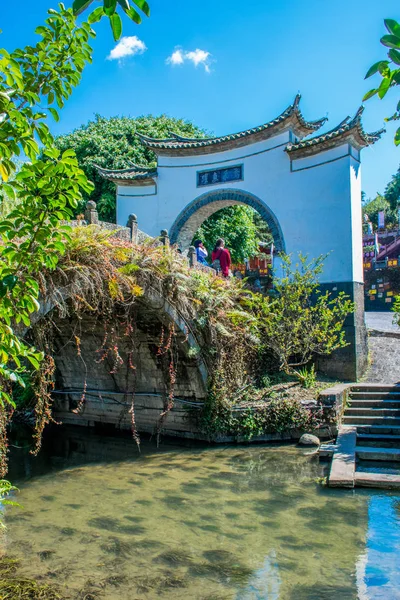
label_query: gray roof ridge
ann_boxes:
[137,95,326,150]
[286,106,385,154]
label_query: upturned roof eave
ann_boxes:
[137,95,327,156]
[95,164,158,186]
[285,106,385,159]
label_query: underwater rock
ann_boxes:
[299,433,320,446]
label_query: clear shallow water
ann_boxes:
[3,426,400,600]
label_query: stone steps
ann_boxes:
[354,424,400,434]
[356,446,400,461]
[326,384,400,489]
[349,399,400,408]
[320,444,400,459]
[345,407,400,416]
[350,385,400,393]
[343,415,400,426]
[354,472,400,489]
[357,433,400,441]
[350,392,400,401]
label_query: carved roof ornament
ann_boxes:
[285,106,385,159]
[94,163,158,185]
[137,94,327,156]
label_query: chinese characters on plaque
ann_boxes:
[197,165,243,187]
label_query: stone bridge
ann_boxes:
[31,204,210,438]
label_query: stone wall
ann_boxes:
[51,306,207,438]
[317,282,368,381]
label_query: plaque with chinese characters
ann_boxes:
[197,165,243,187]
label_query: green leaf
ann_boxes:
[392,70,400,84]
[88,7,105,23]
[35,26,48,36]
[381,34,400,50]
[365,60,389,79]
[104,0,117,16]
[72,0,95,15]
[395,127,400,146]
[124,6,142,24]
[26,354,40,369]
[110,13,122,41]
[48,107,60,122]
[132,0,150,17]
[2,275,18,290]
[378,63,391,77]
[2,183,16,201]
[117,0,130,9]
[62,149,77,159]
[377,76,391,99]
[388,48,400,65]
[384,19,400,37]
[362,88,378,101]
[20,314,31,328]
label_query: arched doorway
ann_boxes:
[169,189,285,253]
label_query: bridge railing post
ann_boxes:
[127,214,138,243]
[84,201,99,225]
[188,245,197,268]
[160,229,170,249]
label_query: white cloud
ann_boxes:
[107,36,147,61]
[167,49,185,66]
[166,47,212,73]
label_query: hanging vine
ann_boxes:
[4,224,353,468]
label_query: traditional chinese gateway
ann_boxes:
[97,95,384,380]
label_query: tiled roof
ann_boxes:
[95,164,158,185]
[286,107,385,159]
[137,95,327,155]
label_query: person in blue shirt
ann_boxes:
[194,239,208,265]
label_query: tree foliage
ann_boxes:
[362,193,396,229]
[73,0,150,41]
[250,254,353,376]
[0,0,146,478]
[194,205,271,264]
[54,115,207,222]
[363,18,400,145]
[362,167,400,229]
[385,165,400,211]
[0,6,95,422]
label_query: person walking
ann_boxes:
[194,239,208,265]
[211,238,231,277]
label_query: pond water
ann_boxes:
[3,425,400,600]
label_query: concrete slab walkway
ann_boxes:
[329,426,357,488]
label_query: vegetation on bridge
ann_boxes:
[25,226,353,447]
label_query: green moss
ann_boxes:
[0,556,62,599]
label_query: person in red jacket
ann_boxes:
[211,238,231,277]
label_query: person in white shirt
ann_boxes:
[194,239,208,265]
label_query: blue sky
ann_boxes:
[2,0,399,198]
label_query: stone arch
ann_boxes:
[169,189,285,252]
[30,285,209,388]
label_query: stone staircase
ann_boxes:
[322,384,400,489]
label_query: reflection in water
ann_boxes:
[357,496,400,599]
[2,426,400,599]
[236,552,281,599]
